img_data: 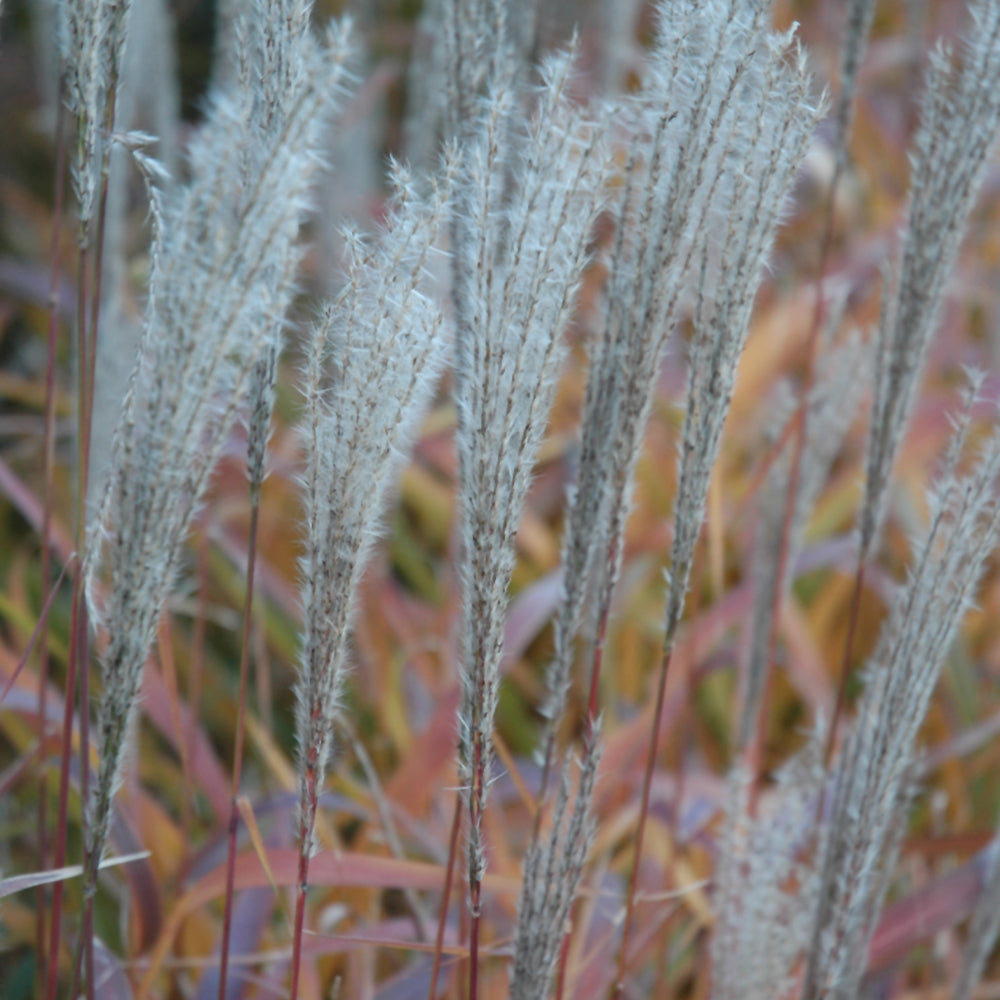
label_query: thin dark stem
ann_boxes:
[79,600,93,997]
[37,99,67,1000]
[468,876,481,1000]
[67,229,93,1000]
[218,491,261,1000]
[47,205,95,1000]
[612,640,676,998]
[289,854,310,1000]
[467,730,485,1000]
[77,74,119,1000]
[289,770,317,1000]
[45,575,83,1000]
[427,791,462,1000]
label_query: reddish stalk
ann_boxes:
[66,231,94,1000]
[218,490,262,999]
[427,791,462,1000]
[70,136,115,1000]
[468,876,481,1000]
[78,600,93,998]
[2,568,71,708]
[612,638,677,998]
[466,729,486,1000]
[44,573,82,1000]
[289,767,318,1000]
[37,100,67,999]
[46,218,94,1000]
[76,79,120,1000]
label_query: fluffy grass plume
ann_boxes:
[84,0,351,889]
[449,46,611,956]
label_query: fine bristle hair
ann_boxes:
[449,43,612,902]
[543,0,820,742]
[58,0,133,243]
[294,159,450,856]
[860,0,1000,557]
[83,2,352,881]
[805,376,1000,1000]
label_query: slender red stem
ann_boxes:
[44,572,83,1000]
[289,850,311,1000]
[467,728,485,1000]
[47,207,95,1000]
[77,76,119,1000]
[37,98,67,1000]
[78,600,93,997]
[66,226,94,1000]
[612,640,676,997]
[427,791,462,1000]
[218,493,261,999]
[67,231,96,1000]
[468,875,481,1000]
[289,769,317,1000]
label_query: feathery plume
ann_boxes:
[84,3,352,887]
[833,0,877,166]
[664,21,820,648]
[539,10,820,987]
[289,158,450,999]
[57,0,132,242]
[861,0,1000,556]
[450,43,610,940]
[440,0,540,136]
[805,378,1000,1000]
[544,0,819,753]
[246,339,279,501]
[294,160,451,860]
